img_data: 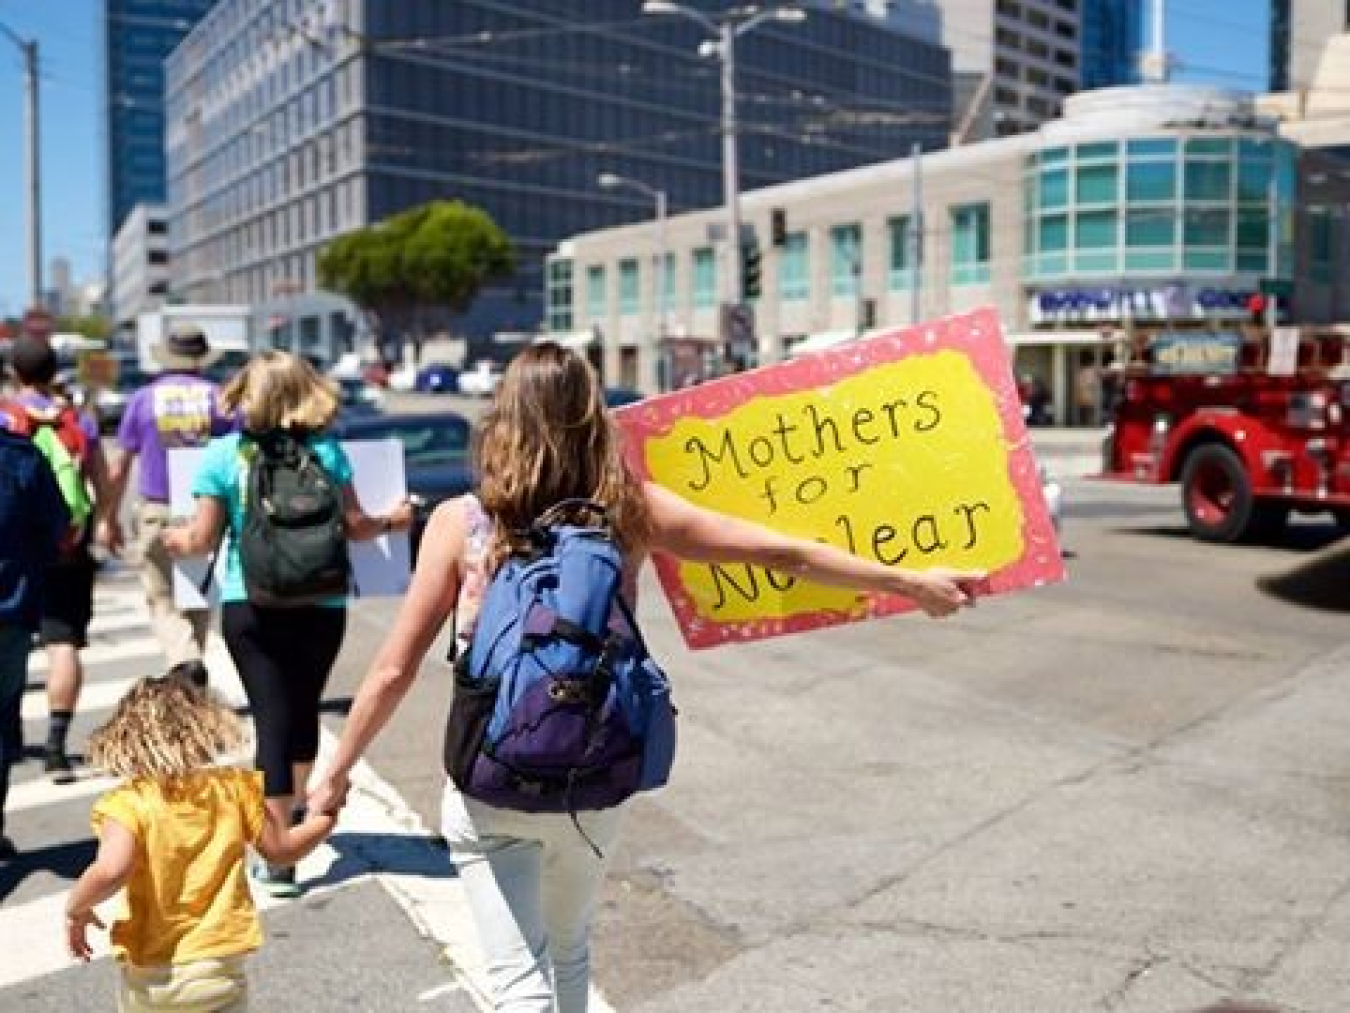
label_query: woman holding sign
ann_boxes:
[311,343,982,1013]
[163,350,414,897]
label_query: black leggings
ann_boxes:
[222,602,346,798]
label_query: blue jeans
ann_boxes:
[440,782,625,1013]
[0,623,32,832]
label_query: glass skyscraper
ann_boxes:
[1080,0,1144,91]
[105,0,217,237]
[166,0,952,341]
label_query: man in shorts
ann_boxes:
[103,325,232,686]
[5,336,117,783]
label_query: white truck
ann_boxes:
[136,305,252,378]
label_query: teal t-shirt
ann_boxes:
[192,431,353,605]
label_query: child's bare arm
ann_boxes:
[255,807,338,867]
[65,818,136,961]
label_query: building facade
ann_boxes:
[1080,0,1143,90]
[548,83,1350,423]
[164,0,953,361]
[1270,0,1349,93]
[104,0,216,238]
[111,203,171,331]
[936,0,1082,141]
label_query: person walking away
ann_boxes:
[162,350,412,897]
[103,325,233,687]
[64,676,340,1010]
[310,343,985,1012]
[2,336,119,783]
[0,426,70,859]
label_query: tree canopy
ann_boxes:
[318,199,516,345]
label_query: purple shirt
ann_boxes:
[117,373,232,502]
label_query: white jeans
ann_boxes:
[440,780,625,1013]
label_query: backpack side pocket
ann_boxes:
[443,660,498,792]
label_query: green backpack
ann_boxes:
[0,403,94,552]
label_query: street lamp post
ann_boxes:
[643,2,805,370]
[1,22,41,310]
[599,172,668,395]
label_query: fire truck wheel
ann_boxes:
[1181,443,1258,543]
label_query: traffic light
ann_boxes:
[1247,292,1267,325]
[741,243,762,301]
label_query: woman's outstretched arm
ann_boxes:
[643,482,984,617]
[309,496,468,812]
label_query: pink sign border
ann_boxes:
[615,307,1065,650]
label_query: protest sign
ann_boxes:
[615,308,1064,650]
[167,439,412,608]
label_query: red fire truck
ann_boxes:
[1101,327,1350,542]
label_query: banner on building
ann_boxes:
[614,307,1065,650]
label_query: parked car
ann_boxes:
[336,377,385,417]
[93,361,153,433]
[603,386,643,409]
[415,362,461,393]
[458,360,503,397]
[335,411,474,557]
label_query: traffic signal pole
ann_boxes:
[0,24,41,310]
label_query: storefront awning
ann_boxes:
[1006,330,1115,347]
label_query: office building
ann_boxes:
[164,0,953,359]
[937,0,1081,142]
[1270,0,1349,92]
[104,0,216,237]
[111,204,171,331]
[551,82,1350,416]
[1080,0,1143,90]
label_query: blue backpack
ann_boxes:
[443,500,677,826]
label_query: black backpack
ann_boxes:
[237,430,351,606]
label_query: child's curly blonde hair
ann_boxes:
[88,677,246,780]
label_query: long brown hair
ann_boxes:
[474,343,650,567]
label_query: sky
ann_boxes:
[0,0,1274,318]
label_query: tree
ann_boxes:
[318,200,515,359]
[56,314,112,341]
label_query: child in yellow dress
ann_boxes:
[64,676,340,1011]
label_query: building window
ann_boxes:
[1309,209,1334,284]
[692,247,716,309]
[585,264,606,320]
[546,258,573,333]
[950,203,991,286]
[830,223,861,298]
[778,233,809,302]
[887,216,916,290]
[660,252,677,313]
[618,259,639,316]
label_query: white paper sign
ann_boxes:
[1268,327,1300,377]
[168,439,412,609]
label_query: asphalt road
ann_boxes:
[9,389,1349,1011]
[317,414,1350,1013]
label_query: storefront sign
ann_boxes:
[1029,284,1258,324]
[614,308,1065,650]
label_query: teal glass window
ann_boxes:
[1185,160,1231,202]
[618,258,640,315]
[1186,137,1231,157]
[1184,207,1230,248]
[1076,209,1117,248]
[1127,160,1175,202]
[1040,146,1068,167]
[1076,162,1118,205]
[1235,207,1268,249]
[887,216,915,290]
[950,203,991,286]
[1126,137,1176,158]
[830,223,862,297]
[585,264,606,319]
[546,258,573,332]
[1310,210,1334,283]
[692,247,715,309]
[1076,141,1118,162]
[1039,213,1068,252]
[779,233,809,302]
[1127,208,1174,247]
[1039,168,1068,209]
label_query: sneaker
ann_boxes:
[44,748,76,785]
[252,860,301,899]
[0,836,15,861]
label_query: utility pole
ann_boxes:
[909,142,924,324]
[1,23,41,309]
